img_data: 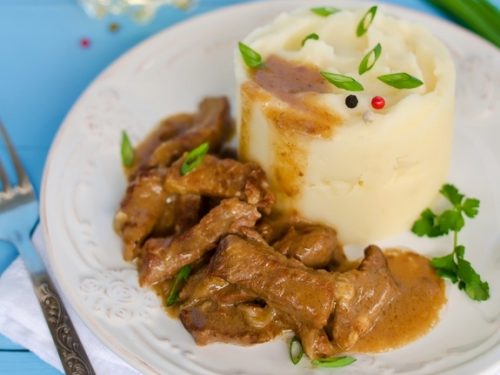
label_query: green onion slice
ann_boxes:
[357,6,378,37]
[238,42,263,69]
[180,142,209,176]
[358,43,382,75]
[302,33,320,46]
[121,130,134,167]
[166,265,192,306]
[310,7,340,17]
[377,72,423,89]
[289,336,303,365]
[311,356,357,368]
[320,71,364,91]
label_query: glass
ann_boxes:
[78,0,193,22]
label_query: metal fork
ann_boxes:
[0,122,95,375]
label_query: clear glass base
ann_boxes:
[78,0,193,22]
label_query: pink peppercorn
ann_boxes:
[80,37,91,48]
[371,96,385,109]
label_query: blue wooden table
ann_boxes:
[0,0,490,373]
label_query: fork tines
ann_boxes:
[0,121,32,196]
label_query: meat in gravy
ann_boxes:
[114,97,446,361]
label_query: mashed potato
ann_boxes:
[235,7,455,244]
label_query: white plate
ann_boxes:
[41,1,500,374]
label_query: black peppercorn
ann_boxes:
[345,94,358,108]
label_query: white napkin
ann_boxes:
[0,226,141,375]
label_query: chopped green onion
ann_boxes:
[121,130,134,167]
[289,336,303,365]
[310,7,340,17]
[311,356,357,368]
[357,6,378,37]
[320,71,364,91]
[377,72,423,89]
[166,265,192,306]
[358,43,382,75]
[427,0,500,48]
[302,33,319,46]
[180,142,209,176]
[238,42,263,69]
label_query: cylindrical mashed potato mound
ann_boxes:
[235,7,455,245]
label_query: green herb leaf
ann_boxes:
[288,336,303,365]
[356,6,378,37]
[121,130,134,167]
[414,183,487,302]
[358,43,382,75]
[456,256,490,301]
[320,71,364,91]
[462,198,480,218]
[411,208,446,238]
[180,142,209,176]
[312,356,357,368]
[302,33,319,46]
[238,42,263,69]
[166,265,192,306]
[438,209,465,233]
[377,72,423,89]
[440,184,464,207]
[310,7,339,17]
[431,253,458,283]
[454,245,466,260]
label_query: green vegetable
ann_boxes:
[288,336,303,365]
[412,184,490,301]
[426,0,500,48]
[310,7,339,17]
[302,33,319,46]
[180,142,209,176]
[356,6,378,37]
[120,130,134,167]
[320,71,364,91]
[358,43,382,75]
[377,72,423,89]
[166,265,192,306]
[238,42,263,69]
[311,356,357,368]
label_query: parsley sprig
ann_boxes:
[412,184,489,301]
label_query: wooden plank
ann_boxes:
[0,335,24,350]
[0,351,61,374]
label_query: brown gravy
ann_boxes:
[352,249,446,353]
[253,55,331,103]
[240,55,343,203]
[250,55,341,139]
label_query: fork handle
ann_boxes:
[33,274,96,375]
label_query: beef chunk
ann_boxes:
[128,113,194,178]
[147,97,231,168]
[179,266,256,307]
[256,214,302,243]
[329,245,398,350]
[298,326,336,359]
[273,224,346,269]
[180,301,284,346]
[114,169,167,261]
[210,235,337,329]
[164,155,275,214]
[151,193,202,237]
[139,198,260,286]
[211,237,397,351]
[179,266,283,346]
